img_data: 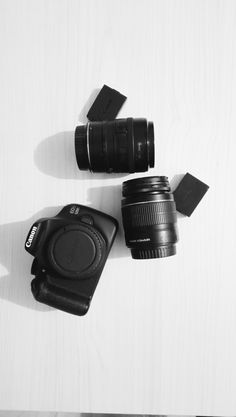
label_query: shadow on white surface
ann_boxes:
[0,198,128,311]
[34,131,126,180]
[170,174,185,192]
[0,176,186,311]
[170,174,187,220]
[87,185,129,259]
[78,88,100,124]
[0,207,58,312]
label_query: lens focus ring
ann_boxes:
[122,200,177,228]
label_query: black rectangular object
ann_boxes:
[173,173,209,216]
[87,85,127,121]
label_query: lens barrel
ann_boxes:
[75,118,155,173]
[121,176,178,259]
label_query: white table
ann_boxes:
[0,0,236,414]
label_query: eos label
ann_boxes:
[25,226,38,248]
[69,205,80,215]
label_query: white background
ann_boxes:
[0,0,236,414]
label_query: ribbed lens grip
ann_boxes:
[122,201,177,228]
[131,245,176,259]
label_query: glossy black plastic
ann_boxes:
[75,118,155,173]
[25,204,118,315]
[121,176,178,259]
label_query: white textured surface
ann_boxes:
[0,413,81,417]
[0,0,236,414]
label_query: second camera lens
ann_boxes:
[121,176,178,259]
[75,117,155,173]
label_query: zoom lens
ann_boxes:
[121,176,178,259]
[75,118,155,173]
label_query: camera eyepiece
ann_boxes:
[121,176,178,259]
[75,117,155,173]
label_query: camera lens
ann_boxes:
[75,117,155,173]
[121,176,178,259]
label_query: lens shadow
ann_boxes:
[34,131,127,180]
[87,185,129,259]
[0,207,58,312]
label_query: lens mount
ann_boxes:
[131,245,176,259]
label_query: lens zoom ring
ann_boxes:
[123,201,177,227]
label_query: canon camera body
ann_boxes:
[25,204,118,315]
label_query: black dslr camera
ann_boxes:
[25,204,118,315]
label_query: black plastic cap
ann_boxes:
[47,225,104,279]
[173,173,209,216]
[87,85,127,121]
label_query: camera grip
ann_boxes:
[31,276,90,316]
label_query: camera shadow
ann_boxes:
[34,131,126,180]
[87,185,129,259]
[0,207,58,312]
